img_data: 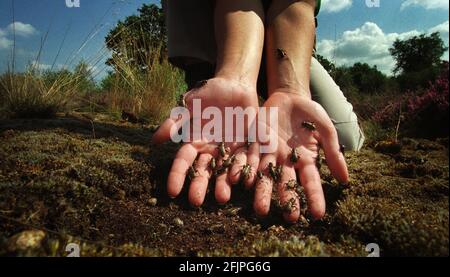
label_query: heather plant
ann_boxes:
[373,63,449,138]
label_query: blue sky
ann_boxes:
[0,0,448,79]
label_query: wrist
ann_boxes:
[269,85,311,99]
[214,68,258,92]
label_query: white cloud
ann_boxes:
[428,20,449,35]
[321,0,352,13]
[428,21,449,60]
[317,21,449,75]
[401,0,449,10]
[0,28,12,50]
[0,37,13,50]
[31,62,52,71]
[6,22,38,37]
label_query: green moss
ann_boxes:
[0,115,448,257]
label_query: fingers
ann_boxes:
[245,143,260,189]
[254,154,276,217]
[167,144,198,198]
[188,153,213,207]
[152,117,177,144]
[318,127,349,184]
[214,156,232,205]
[277,164,300,223]
[228,148,247,184]
[298,163,326,219]
[215,171,232,205]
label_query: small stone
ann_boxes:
[148,198,158,206]
[116,189,126,200]
[173,217,184,227]
[7,230,46,252]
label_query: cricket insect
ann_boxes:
[268,163,283,182]
[241,164,252,181]
[214,155,236,176]
[302,121,317,131]
[290,147,300,163]
[316,152,323,170]
[282,197,297,213]
[218,142,230,157]
[188,165,199,180]
[277,48,288,59]
[178,93,187,108]
[286,179,298,191]
[257,170,264,180]
[209,158,216,171]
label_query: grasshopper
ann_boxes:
[290,147,300,164]
[241,164,252,181]
[302,121,317,131]
[188,165,198,179]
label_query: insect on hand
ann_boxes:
[282,197,297,213]
[285,179,298,191]
[214,155,236,176]
[257,170,264,180]
[302,121,317,131]
[209,158,217,171]
[218,142,230,157]
[268,163,282,182]
[241,164,252,181]
[188,165,199,180]
[277,48,288,60]
[290,147,300,164]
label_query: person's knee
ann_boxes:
[336,121,366,152]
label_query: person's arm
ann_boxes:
[265,0,316,97]
[153,0,264,207]
[254,0,349,222]
[215,0,265,89]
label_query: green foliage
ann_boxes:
[390,32,448,75]
[98,46,186,124]
[348,63,388,94]
[390,32,448,91]
[315,54,336,75]
[0,61,98,118]
[331,63,389,96]
[105,4,166,71]
[73,61,98,94]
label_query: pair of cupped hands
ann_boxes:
[152,77,349,223]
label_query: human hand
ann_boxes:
[152,77,260,206]
[254,91,349,222]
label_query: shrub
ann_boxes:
[372,63,449,138]
[97,45,186,124]
[0,62,99,118]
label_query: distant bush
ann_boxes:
[0,62,98,118]
[372,63,449,138]
[95,45,186,124]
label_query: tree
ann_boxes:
[105,4,166,70]
[315,54,336,75]
[348,62,388,94]
[390,32,447,75]
[389,32,447,91]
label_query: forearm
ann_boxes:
[266,0,316,98]
[214,0,265,89]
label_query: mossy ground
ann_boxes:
[0,113,448,257]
